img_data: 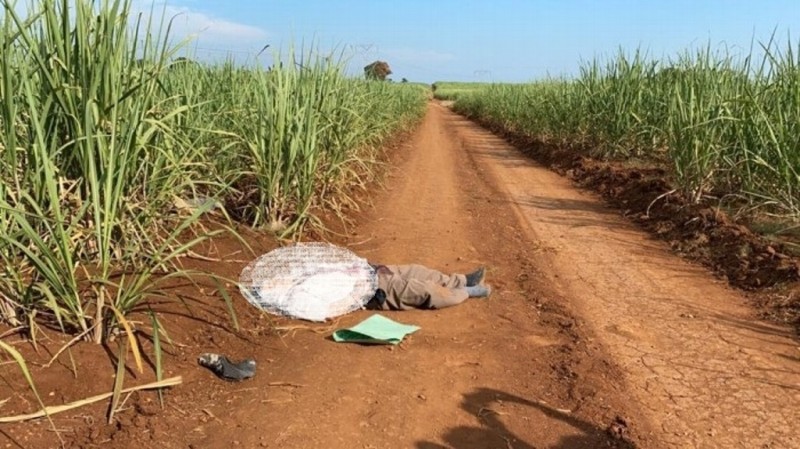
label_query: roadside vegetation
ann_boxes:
[432,81,491,101]
[0,0,427,406]
[450,43,800,228]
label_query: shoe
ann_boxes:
[465,267,485,287]
[466,284,492,298]
[198,353,257,381]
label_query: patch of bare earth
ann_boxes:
[458,106,800,332]
[444,102,799,448]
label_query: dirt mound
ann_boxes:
[572,160,799,288]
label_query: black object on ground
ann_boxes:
[198,353,257,381]
[466,266,486,287]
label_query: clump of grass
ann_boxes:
[432,81,489,101]
[0,0,427,427]
[453,40,800,220]
[0,0,428,342]
[0,0,220,343]
[165,52,428,236]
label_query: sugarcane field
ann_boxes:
[1,1,799,448]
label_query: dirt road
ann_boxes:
[448,104,800,448]
[177,103,641,449]
[182,103,798,448]
[5,103,798,449]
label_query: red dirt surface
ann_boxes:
[1,103,798,449]
[464,112,800,330]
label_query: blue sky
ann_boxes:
[137,1,800,83]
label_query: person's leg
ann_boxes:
[377,273,428,310]
[465,284,492,298]
[427,284,471,308]
[379,272,470,309]
[386,264,467,289]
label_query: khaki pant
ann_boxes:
[376,264,469,310]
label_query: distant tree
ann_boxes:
[401,77,408,83]
[364,60,392,81]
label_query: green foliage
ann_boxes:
[432,81,492,101]
[0,0,428,339]
[166,56,427,234]
[0,0,211,342]
[453,42,800,219]
[364,60,392,81]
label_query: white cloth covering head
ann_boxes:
[239,242,377,322]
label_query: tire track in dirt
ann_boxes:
[439,103,800,448]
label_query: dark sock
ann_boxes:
[465,267,485,287]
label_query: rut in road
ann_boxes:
[191,103,798,449]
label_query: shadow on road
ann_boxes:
[415,388,637,449]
